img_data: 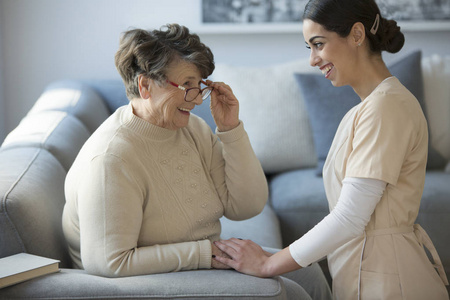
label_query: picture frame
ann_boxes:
[199,0,450,34]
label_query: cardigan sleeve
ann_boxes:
[209,121,268,221]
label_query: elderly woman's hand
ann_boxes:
[207,80,240,132]
[211,241,232,269]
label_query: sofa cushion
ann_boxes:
[1,112,90,171]
[220,205,283,249]
[417,171,450,279]
[0,147,71,267]
[269,168,329,246]
[0,269,293,299]
[421,54,450,161]
[295,50,447,176]
[84,79,129,113]
[29,80,110,134]
[211,60,319,174]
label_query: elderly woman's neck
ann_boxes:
[130,98,159,126]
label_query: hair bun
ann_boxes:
[379,18,405,53]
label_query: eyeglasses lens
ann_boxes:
[185,89,200,102]
[201,88,212,100]
[185,87,213,102]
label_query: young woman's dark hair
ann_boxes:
[303,0,404,54]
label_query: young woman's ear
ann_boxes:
[138,74,151,99]
[351,22,366,47]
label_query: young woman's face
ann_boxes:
[303,19,357,87]
[147,60,203,130]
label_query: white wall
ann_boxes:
[0,19,5,141]
[0,0,449,142]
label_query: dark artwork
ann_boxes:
[377,0,450,21]
[202,0,450,23]
[202,0,308,23]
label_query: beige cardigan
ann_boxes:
[62,104,268,277]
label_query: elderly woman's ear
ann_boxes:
[138,75,151,99]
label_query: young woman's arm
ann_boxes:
[214,177,386,277]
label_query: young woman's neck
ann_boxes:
[352,54,392,101]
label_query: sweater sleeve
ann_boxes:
[289,177,386,267]
[211,121,268,221]
[77,153,212,277]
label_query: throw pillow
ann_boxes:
[294,75,358,176]
[421,55,450,161]
[211,60,320,174]
[295,50,446,176]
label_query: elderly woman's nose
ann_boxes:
[192,93,203,105]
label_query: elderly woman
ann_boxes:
[62,24,333,300]
[62,23,269,277]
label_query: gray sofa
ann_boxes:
[0,80,307,299]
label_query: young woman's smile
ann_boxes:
[320,63,334,79]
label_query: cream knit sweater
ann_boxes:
[62,104,268,277]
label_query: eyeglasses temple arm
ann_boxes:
[167,80,185,90]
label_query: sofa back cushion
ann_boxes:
[210,60,320,174]
[0,80,113,267]
[2,81,111,173]
[421,55,450,162]
[0,147,72,267]
[2,112,90,171]
[29,80,111,133]
[85,79,129,114]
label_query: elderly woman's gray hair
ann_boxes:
[114,24,215,100]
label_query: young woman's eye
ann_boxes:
[306,45,311,50]
[314,42,323,48]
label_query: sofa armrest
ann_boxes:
[0,269,289,300]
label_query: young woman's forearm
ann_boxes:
[262,247,302,277]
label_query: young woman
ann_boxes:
[214,1,449,299]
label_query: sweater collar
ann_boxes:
[122,104,177,140]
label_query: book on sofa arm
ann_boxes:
[0,253,60,289]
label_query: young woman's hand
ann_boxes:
[213,238,271,277]
[214,238,302,277]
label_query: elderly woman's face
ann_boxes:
[148,60,203,130]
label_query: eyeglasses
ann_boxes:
[168,80,214,102]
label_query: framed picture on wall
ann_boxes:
[199,0,450,34]
[200,0,307,33]
[377,0,450,31]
